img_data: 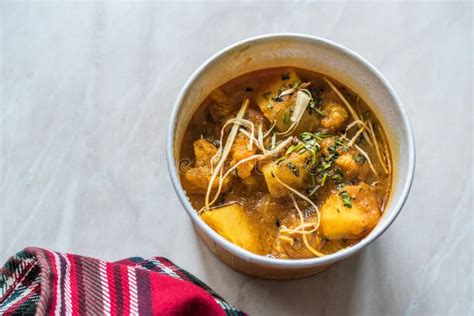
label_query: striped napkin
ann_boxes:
[0,247,244,315]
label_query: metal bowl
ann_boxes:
[167,34,415,279]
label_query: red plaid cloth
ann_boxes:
[0,248,245,315]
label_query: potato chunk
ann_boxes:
[274,106,320,135]
[254,69,300,121]
[320,183,381,240]
[200,203,261,253]
[321,101,348,131]
[253,69,319,134]
[184,139,232,194]
[262,152,310,198]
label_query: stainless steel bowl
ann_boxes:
[167,34,415,279]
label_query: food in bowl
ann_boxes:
[179,67,392,259]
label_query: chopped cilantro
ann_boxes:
[292,81,302,89]
[274,156,285,165]
[353,153,367,164]
[336,182,345,189]
[314,107,326,116]
[332,168,344,183]
[287,162,300,177]
[283,111,290,124]
[286,142,305,155]
[320,172,328,186]
[307,97,326,116]
[339,191,352,208]
[317,161,332,172]
[308,184,320,196]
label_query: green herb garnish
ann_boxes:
[287,162,300,177]
[320,172,328,186]
[308,184,320,196]
[283,111,290,124]
[292,81,302,89]
[332,168,344,183]
[334,137,349,152]
[307,96,326,117]
[286,142,305,155]
[336,183,345,189]
[328,137,349,156]
[339,191,352,208]
[317,161,332,172]
[353,153,367,164]
[314,107,326,116]
[274,156,285,165]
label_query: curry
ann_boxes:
[179,67,392,259]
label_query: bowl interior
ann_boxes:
[170,35,414,267]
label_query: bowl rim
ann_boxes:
[167,33,416,268]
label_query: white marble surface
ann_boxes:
[1,1,472,315]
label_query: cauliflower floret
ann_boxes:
[335,151,369,178]
[262,151,311,198]
[318,138,368,178]
[184,139,232,194]
[321,101,348,131]
[319,136,348,157]
[320,183,381,240]
[193,139,217,166]
[230,133,257,179]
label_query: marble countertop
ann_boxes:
[1,2,472,315]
